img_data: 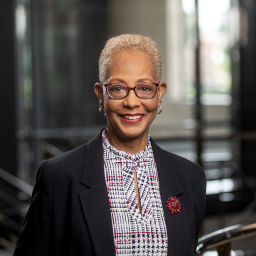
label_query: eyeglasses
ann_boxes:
[103,83,159,100]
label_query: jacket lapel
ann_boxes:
[79,131,115,256]
[151,139,189,256]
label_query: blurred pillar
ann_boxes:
[233,0,256,178]
[0,0,17,175]
[195,0,202,167]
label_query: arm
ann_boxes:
[14,160,56,256]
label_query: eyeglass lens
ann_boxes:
[107,83,157,99]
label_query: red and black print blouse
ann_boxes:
[102,129,168,255]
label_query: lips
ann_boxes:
[119,114,144,123]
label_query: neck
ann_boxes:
[105,129,149,154]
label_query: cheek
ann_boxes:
[104,99,120,116]
[144,100,158,113]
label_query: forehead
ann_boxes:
[108,50,156,81]
[110,49,153,65]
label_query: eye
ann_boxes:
[141,86,150,91]
[109,84,126,93]
[113,86,123,92]
[137,84,154,92]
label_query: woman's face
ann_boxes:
[95,49,166,142]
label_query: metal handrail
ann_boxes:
[0,168,33,196]
[16,127,256,141]
[197,223,256,254]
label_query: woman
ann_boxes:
[14,34,206,256]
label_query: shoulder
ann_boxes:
[151,139,205,191]
[38,144,87,182]
[166,149,203,177]
[47,143,87,168]
[37,130,104,186]
[151,138,203,174]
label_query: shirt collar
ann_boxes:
[102,129,152,160]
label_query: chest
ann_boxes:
[103,154,168,255]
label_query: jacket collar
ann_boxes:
[80,130,105,188]
[150,138,183,197]
[80,132,184,194]
[79,130,116,256]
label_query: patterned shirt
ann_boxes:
[102,130,168,255]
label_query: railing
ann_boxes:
[197,223,256,255]
[0,167,34,252]
[0,168,33,196]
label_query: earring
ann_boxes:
[157,100,162,114]
[99,101,106,116]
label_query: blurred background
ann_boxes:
[0,0,256,255]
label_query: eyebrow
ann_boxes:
[108,77,154,84]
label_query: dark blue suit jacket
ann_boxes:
[14,130,206,256]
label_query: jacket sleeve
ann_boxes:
[14,160,56,256]
[195,164,206,251]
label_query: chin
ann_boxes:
[107,117,151,141]
[119,127,148,140]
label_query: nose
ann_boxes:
[123,88,141,108]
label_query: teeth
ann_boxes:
[123,115,142,120]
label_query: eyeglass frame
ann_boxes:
[103,83,160,100]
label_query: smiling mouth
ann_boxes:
[122,115,143,120]
[119,114,144,123]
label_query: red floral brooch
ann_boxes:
[166,197,181,213]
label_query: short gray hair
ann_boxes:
[99,34,162,83]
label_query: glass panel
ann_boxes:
[33,0,108,130]
[15,0,34,182]
[199,0,232,105]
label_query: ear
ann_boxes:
[157,82,167,106]
[94,83,103,103]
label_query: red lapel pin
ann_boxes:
[166,197,181,213]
